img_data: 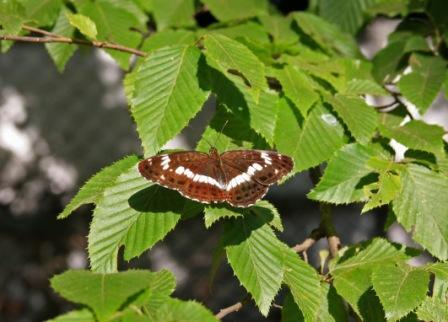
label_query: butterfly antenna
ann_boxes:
[213,120,229,148]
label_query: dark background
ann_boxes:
[1,1,442,321]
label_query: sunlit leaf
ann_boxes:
[65,12,97,39]
[152,0,195,30]
[202,0,269,21]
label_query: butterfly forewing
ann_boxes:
[138,151,227,204]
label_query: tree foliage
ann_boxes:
[1,0,448,320]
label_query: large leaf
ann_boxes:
[274,97,303,158]
[372,263,429,321]
[282,247,323,321]
[203,33,267,101]
[141,29,196,52]
[344,79,389,96]
[51,269,174,321]
[133,45,209,157]
[88,164,185,272]
[258,15,299,46]
[20,0,61,26]
[48,309,95,322]
[59,155,139,219]
[0,0,25,34]
[201,0,269,21]
[327,94,378,144]
[46,8,76,72]
[308,143,376,204]
[222,214,283,316]
[331,238,410,316]
[379,120,445,155]
[77,0,142,69]
[292,12,359,58]
[398,54,446,114]
[274,65,319,115]
[292,103,347,173]
[152,0,195,30]
[393,164,448,260]
[317,0,379,34]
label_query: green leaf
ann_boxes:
[141,29,196,52]
[327,94,379,144]
[281,292,305,322]
[393,164,448,260]
[46,8,76,72]
[149,298,219,322]
[292,12,360,58]
[317,0,379,34]
[331,238,410,316]
[65,12,97,39]
[222,213,283,316]
[246,89,279,145]
[283,247,323,321]
[416,296,448,322]
[379,120,445,155]
[258,15,299,46]
[274,65,319,115]
[372,263,429,321]
[201,0,269,22]
[78,0,142,69]
[372,41,407,83]
[88,164,186,271]
[362,171,401,213]
[152,0,195,30]
[21,0,61,26]
[59,155,139,219]
[425,262,448,281]
[51,269,174,321]
[398,54,447,113]
[345,79,389,96]
[201,21,270,45]
[0,0,25,34]
[443,71,448,99]
[48,309,95,322]
[203,33,267,101]
[308,143,376,204]
[292,103,347,173]
[133,45,209,157]
[274,97,303,158]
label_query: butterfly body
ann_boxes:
[138,148,293,207]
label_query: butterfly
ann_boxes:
[138,147,294,207]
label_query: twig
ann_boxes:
[0,34,147,57]
[23,24,62,38]
[215,296,250,320]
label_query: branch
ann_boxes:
[0,32,147,57]
[215,296,250,320]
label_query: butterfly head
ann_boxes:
[209,147,220,159]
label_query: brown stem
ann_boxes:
[215,297,250,320]
[0,34,147,57]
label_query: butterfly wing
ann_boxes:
[221,150,293,186]
[138,151,228,204]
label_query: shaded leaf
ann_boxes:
[379,120,445,155]
[416,296,448,322]
[21,0,61,26]
[0,0,25,34]
[362,171,401,213]
[327,94,379,144]
[133,45,209,157]
[398,54,446,113]
[148,298,219,322]
[393,164,448,260]
[258,15,299,45]
[152,0,195,30]
[425,262,448,281]
[59,155,139,219]
[372,263,429,321]
[46,8,76,72]
[308,143,376,204]
[202,0,269,22]
[141,29,196,52]
[345,79,389,96]
[372,41,407,83]
[274,97,302,158]
[48,309,95,322]
[51,269,174,321]
[222,214,283,316]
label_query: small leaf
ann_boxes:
[372,41,406,83]
[141,29,196,52]
[372,263,429,321]
[292,103,347,173]
[416,296,448,322]
[274,65,319,115]
[59,155,139,219]
[362,172,401,213]
[308,143,376,204]
[393,164,448,260]
[47,309,95,322]
[222,214,283,316]
[0,0,25,34]
[258,15,299,45]
[398,54,446,113]
[327,94,379,144]
[50,269,174,321]
[203,33,267,101]
[22,0,61,26]
[425,262,448,281]
[345,79,389,96]
[380,120,445,155]
[133,45,209,156]
[202,0,269,21]
[274,97,302,158]
[46,8,77,72]
[150,298,219,322]
[152,0,195,30]
[65,12,97,39]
